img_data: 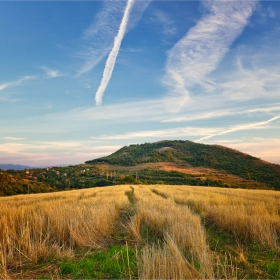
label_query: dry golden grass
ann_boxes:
[138,235,202,279]
[1,184,279,279]
[129,186,214,278]
[156,186,280,250]
[0,186,130,273]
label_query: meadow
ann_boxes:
[0,185,279,279]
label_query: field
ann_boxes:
[0,185,280,279]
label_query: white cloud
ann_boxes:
[216,58,280,101]
[2,136,25,141]
[12,92,276,137]
[91,126,218,140]
[0,140,120,154]
[164,1,256,109]
[162,104,280,123]
[45,98,170,123]
[0,96,21,103]
[0,139,122,166]
[41,66,65,78]
[0,76,37,92]
[151,9,177,37]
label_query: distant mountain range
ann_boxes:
[86,140,280,189]
[0,164,71,171]
[0,164,34,171]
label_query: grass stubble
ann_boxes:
[0,184,279,279]
[0,186,130,279]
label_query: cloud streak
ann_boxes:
[41,67,64,78]
[164,1,256,109]
[219,57,280,101]
[0,76,36,92]
[91,126,218,140]
[0,139,122,166]
[197,115,280,142]
[2,137,25,141]
[95,0,134,106]
[161,105,280,123]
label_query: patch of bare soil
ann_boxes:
[107,162,269,189]
[157,147,175,152]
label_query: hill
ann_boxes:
[0,169,56,196]
[0,164,34,170]
[1,140,280,196]
[86,140,280,189]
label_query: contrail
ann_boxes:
[196,115,280,142]
[95,0,134,106]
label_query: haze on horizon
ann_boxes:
[0,0,280,167]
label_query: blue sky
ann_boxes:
[1,0,280,167]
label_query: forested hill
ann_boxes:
[86,140,280,189]
[0,169,56,196]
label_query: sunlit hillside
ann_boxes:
[0,185,280,279]
[86,140,280,189]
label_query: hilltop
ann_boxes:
[86,140,280,189]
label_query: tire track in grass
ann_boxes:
[59,186,139,279]
[109,186,137,245]
[132,186,214,278]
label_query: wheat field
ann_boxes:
[0,185,279,279]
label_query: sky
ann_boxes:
[0,0,280,167]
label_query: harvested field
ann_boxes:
[0,185,279,279]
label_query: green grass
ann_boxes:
[265,261,280,278]
[59,245,138,279]
[205,222,280,279]
[151,189,168,199]
[124,186,136,204]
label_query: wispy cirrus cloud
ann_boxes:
[151,9,177,37]
[0,76,37,92]
[0,139,121,166]
[13,94,277,135]
[91,126,218,140]
[218,58,280,101]
[162,104,280,123]
[2,136,25,141]
[197,115,280,142]
[164,1,256,110]
[41,66,65,78]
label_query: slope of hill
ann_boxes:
[86,140,280,189]
[0,169,56,196]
